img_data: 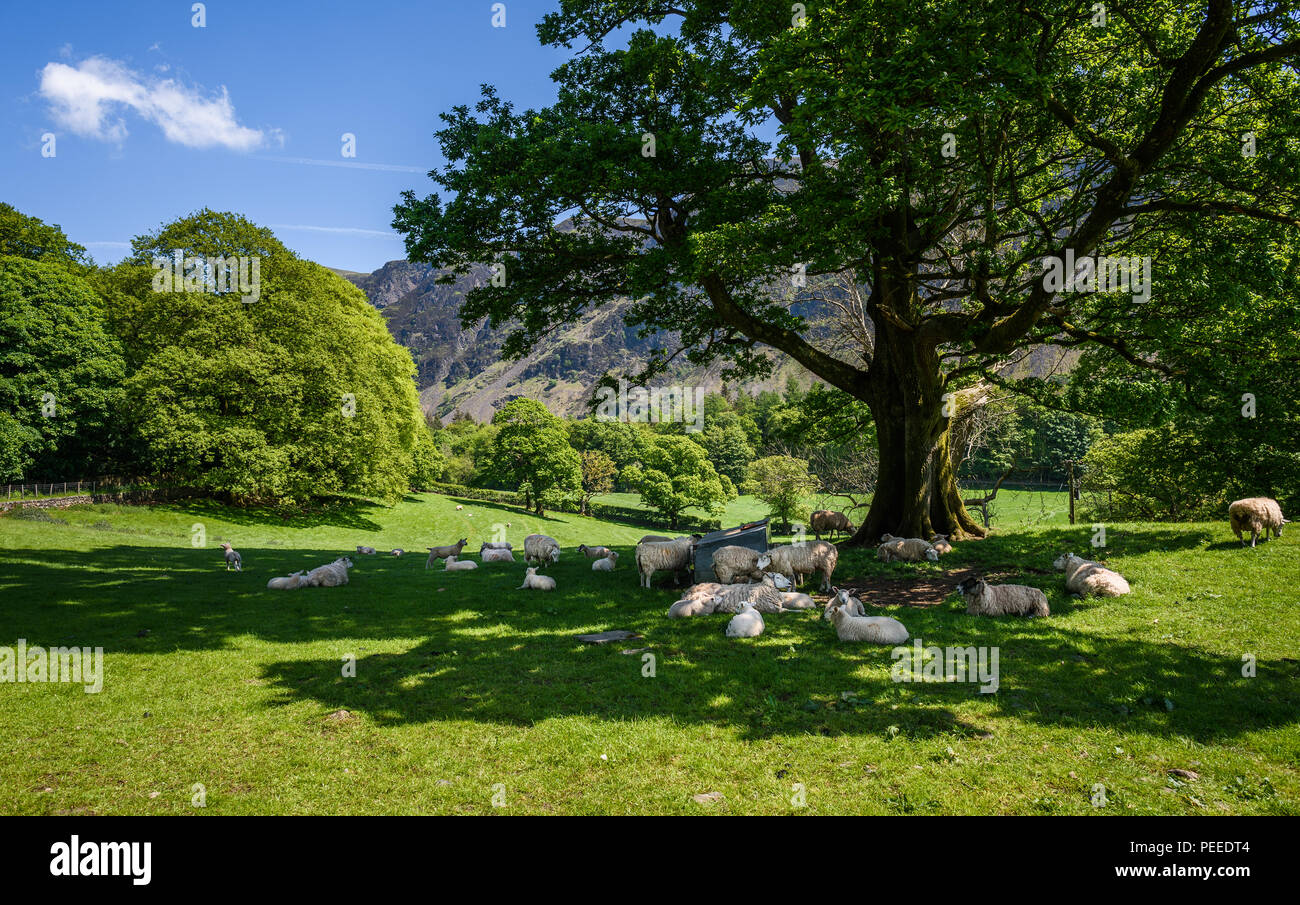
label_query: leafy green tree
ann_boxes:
[577,448,616,514]
[0,256,126,480]
[697,422,754,486]
[1080,426,1225,520]
[622,433,733,528]
[487,398,581,514]
[745,455,819,530]
[0,203,89,268]
[394,0,1300,541]
[409,427,447,490]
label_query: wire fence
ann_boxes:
[2,477,139,500]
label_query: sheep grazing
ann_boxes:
[219,542,242,572]
[480,547,515,563]
[578,544,614,559]
[444,554,477,571]
[1228,497,1288,548]
[956,577,1049,618]
[524,534,561,568]
[824,587,867,621]
[876,535,939,563]
[356,545,377,555]
[667,582,726,618]
[266,571,306,590]
[766,541,839,591]
[304,557,353,588]
[725,603,765,639]
[1053,553,1131,597]
[930,534,953,555]
[639,534,672,544]
[827,605,909,644]
[426,539,468,569]
[592,551,619,572]
[810,509,856,540]
[710,545,772,585]
[635,536,695,589]
[518,567,556,591]
[712,579,787,614]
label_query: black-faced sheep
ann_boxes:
[955,577,1049,618]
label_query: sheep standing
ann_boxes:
[480,547,515,563]
[304,557,353,588]
[766,541,839,591]
[635,537,695,589]
[1053,553,1131,597]
[592,551,619,572]
[444,554,477,571]
[219,542,242,572]
[956,577,1049,618]
[524,534,561,568]
[578,544,614,559]
[710,545,771,584]
[725,603,765,638]
[518,567,556,591]
[1228,497,1288,548]
[266,571,306,590]
[930,534,953,555]
[426,539,468,569]
[827,605,909,644]
[876,535,939,563]
[810,510,856,540]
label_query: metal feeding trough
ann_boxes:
[693,518,770,582]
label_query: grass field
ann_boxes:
[1,491,1297,815]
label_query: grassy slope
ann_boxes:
[0,492,1296,815]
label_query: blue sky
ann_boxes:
[1,1,570,272]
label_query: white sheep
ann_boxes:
[518,567,556,591]
[780,591,817,610]
[444,554,478,571]
[725,603,765,638]
[766,541,839,591]
[266,571,306,590]
[877,535,939,563]
[667,582,725,618]
[956,577,1049,618]
[635,536,695,589]
[824,587,867,621]
[1053,553,1131,597]
[455,504,463,510]
[709,545,772,584]
[304,557,353,588]
[219,542,241,571]
[711,579,787,614]
[524,534,561,568]
[480,547,515,563]
[1228,497,1288,548]
[356,545,377,555]
[391,549,405,557]
[930,534,954,555]
[480,541,513,551]
[827,605,909,644]
[592,551,619,571]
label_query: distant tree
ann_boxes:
[622,434,733,528]
[745,455,819,531]
[567,418,645,473]
[577,449,616,514]
[487,398,581,514]
[697,422,754,486]
[409,427,447,490]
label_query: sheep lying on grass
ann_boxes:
[780,591,817,610]
[444,555,477,571]
[524,534,561,568]
[426,539,468,568]
[1228,497,1289,548]
[518,567,556,591]
[391,549,405,557]
[725,603,765,638]
[304,557,353,588]
[824,587,866,621]
[710,545,771,584]
[956,577,1049,618]
[635,537,695,588]
[356,546,376,555]
[578,544,614,559]
[219,542,241,571]
[1053,553,1130,597]
[930,534,953,555]
[480,541,512,552]
[266,571,306,590]
[592,551,619,571]
[667,582,725,618]
[766,541,839,591]
[480,547,515,563]
[827,604,909,644]
[876,535,939,563]
[712,579,787,614]
[810,509,856,540]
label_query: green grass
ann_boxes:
[1,492,1297,815]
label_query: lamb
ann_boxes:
[956,577,1049,618]
[711,579,787,614]
[876,535,939,563]
[810,509,856,540]
[635,536,695,589]
[444,554,478,571]
[592,551,619,571]
[1053,553,1131,597]
[480,547,515,563]
[578,544,614,559]
[824,587,867,621]
[780,591,817,610]
[930,534,953,555]
[1228,497,1288,548]
[266,571,306,590]
[517,567,556,591]
[667,582,726,618]
[218,542,241,572]
[766,540,839,591]
[827,605,909,644]
[304,557,353,588]
[524,534,561,568]
[725,603,765,638]
[390,549,405,557]
[426,539,468,568]
[710,545,772,584]
[356,545,377,555]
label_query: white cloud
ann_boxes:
[39,56,269,150]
